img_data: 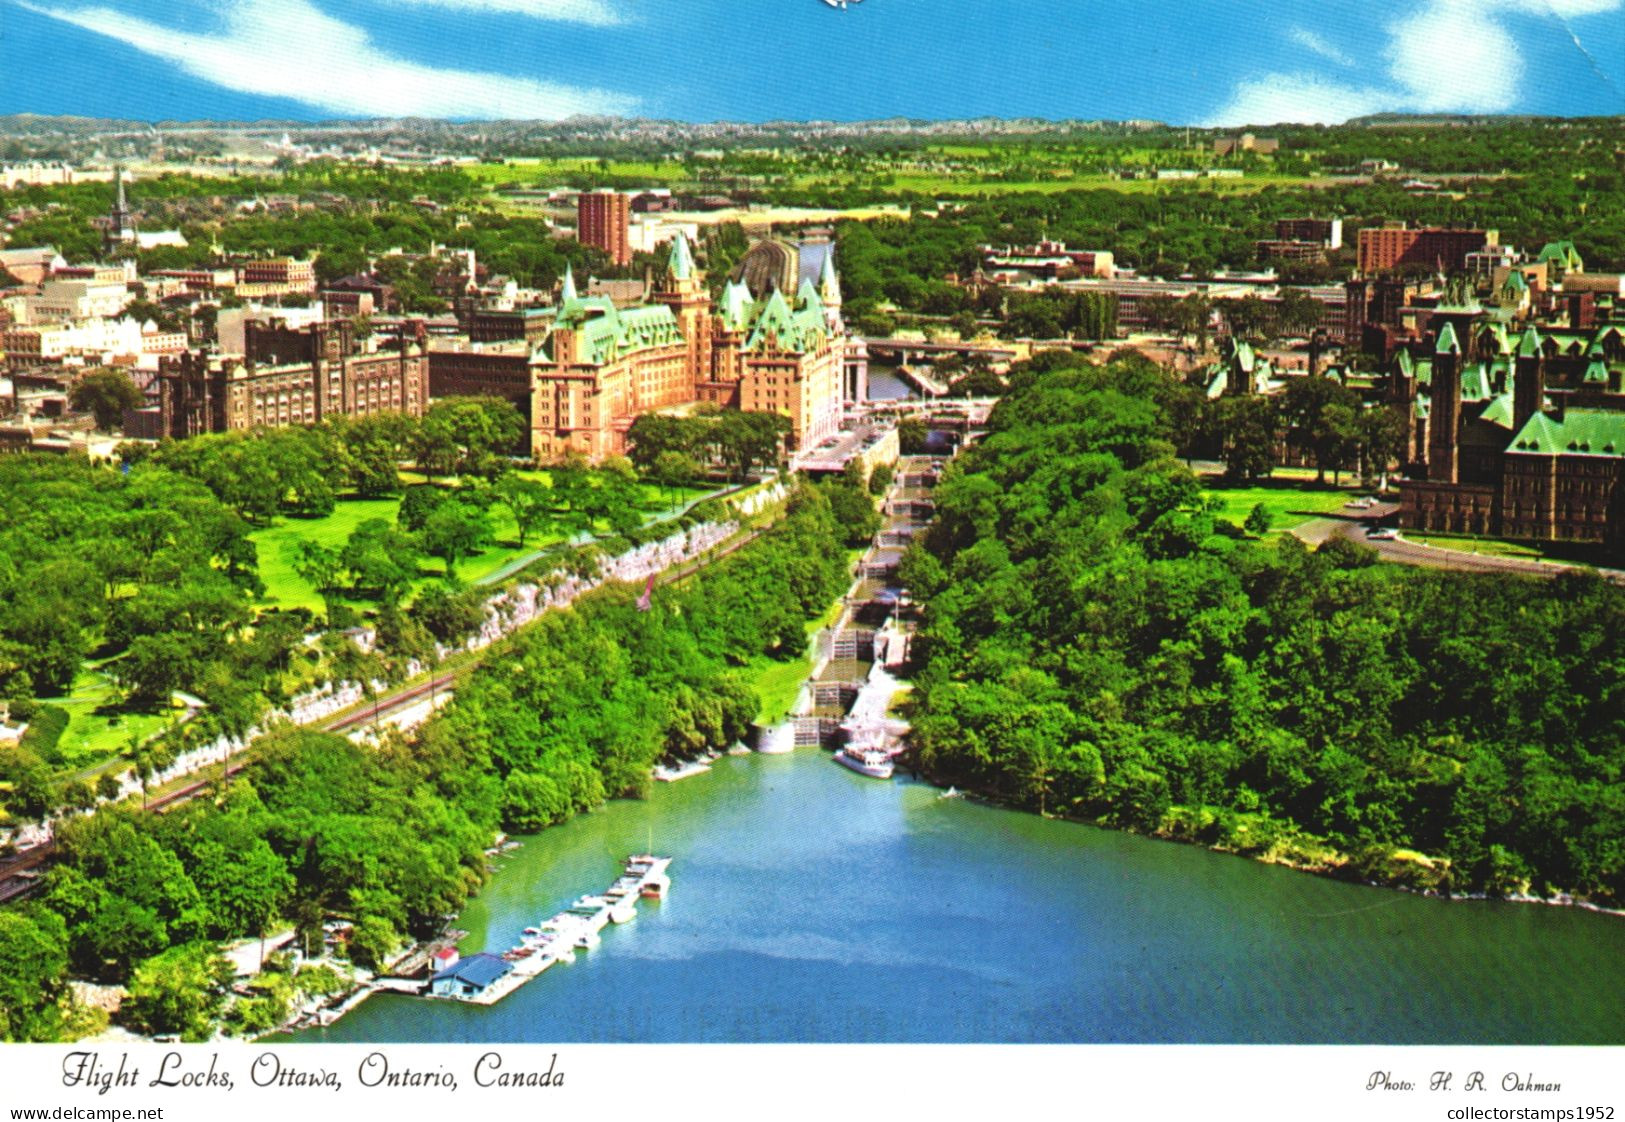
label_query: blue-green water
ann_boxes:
[299,750,1625,1044]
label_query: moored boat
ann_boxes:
[835,747,895,779]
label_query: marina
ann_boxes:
[423,854,672,1007]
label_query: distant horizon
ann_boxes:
[4,109,1625,132]
[3,0,1623,126]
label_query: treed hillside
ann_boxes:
[0,483,853,1041]
[904,352,1625,904]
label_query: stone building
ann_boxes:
[152,319,428,438]
[1395,319,1625,557]
[529,234,846,462]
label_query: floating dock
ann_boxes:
[427,855,672,1006]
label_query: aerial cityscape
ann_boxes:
[0,0,1622,1079]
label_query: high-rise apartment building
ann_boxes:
[577,189,632,266]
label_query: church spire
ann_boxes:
[560,264,578,304]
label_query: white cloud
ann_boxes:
[1210,74,1387,126]
[20,0,636,118]
[1385,0,1523,112]
[1287,28,1355,69]
[1211,0,1622,125]
[380,0,623,26]
[1499,0,1622,15]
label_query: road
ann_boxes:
[1296,504,1625,584]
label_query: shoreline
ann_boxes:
[909,769,1625,920]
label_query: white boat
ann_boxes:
[609,900,637,924]
[574,929,601,951]
[835,747,895,779]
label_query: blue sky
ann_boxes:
[2,0,1622,124]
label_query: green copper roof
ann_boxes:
[667,233,695,281]
[1537,241,1583,270]
[1436,322,1462,355]
[747,286,801,351]
[552,298,684,365]
[1396,349,1415,378]
[561,265,578,304]
[819,248,840,302]
[1461,362,1492,402]
[719,280,753,330]
[1478,392,1516,430]
[1517,326,1542,358]
[1585,359,1610,385]
[1508,408,1625,457]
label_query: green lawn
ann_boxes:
[742,548,863,723]
[38,667,182,774]
[1405,531,1585,565]
[469,158,688,187]
[250,481,714,611]
[1203,479,1366,533]
[744,655,811,725]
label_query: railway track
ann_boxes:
[0,520,773,906]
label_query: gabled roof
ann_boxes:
[1517,326,1542,358]
[718,280,753,330]
[1478,392,1517,430]
[1460,362,1493,402]
[432,952,512,988]
[746,286,801,351]
[1507,408,1625,457]
[1537,241,1583,270]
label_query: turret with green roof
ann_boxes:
[667,232,695,281]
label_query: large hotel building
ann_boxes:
[531,234,846,461]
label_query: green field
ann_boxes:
[250,480,711,611]
[468,159,689,187]
[1404,531,1590,565]
[1203,478,1366,533]
[744,654,811,725]
[37,667,182,773]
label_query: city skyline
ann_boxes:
[2,0,1623,126]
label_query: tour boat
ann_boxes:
[835,747,895,779]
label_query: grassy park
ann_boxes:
[250,476,713,612]
[1201,477,1366,534]
[36,667,182,771]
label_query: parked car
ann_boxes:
[1367,527,1398,540]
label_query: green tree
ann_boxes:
[494,475,553,548]
[419,500,490,580]
[1243,503,1273,537]
[0,909,70,1042]
[69,369,144,432]
[120,943,231,1041]
[1217,394,1277,481]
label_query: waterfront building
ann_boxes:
[429,953,512,999]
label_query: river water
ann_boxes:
[298,749,1625,1044]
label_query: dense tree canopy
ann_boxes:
[906,352,1625,904]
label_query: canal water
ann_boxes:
[866,365,911,401]
[299,749,1625,1044]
